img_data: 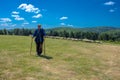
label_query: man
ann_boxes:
[32,24,45,56]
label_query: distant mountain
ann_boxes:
[46,27,81,32]
[46,26,120,33]
[82,27,120,33]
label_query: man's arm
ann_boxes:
[32,30,37,38]
[43,29,46,39]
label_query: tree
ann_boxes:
[0,30,4,35]
[70,31,74,38]
[99,33,110,41]
[63,30,69,38]
[3,29,8,35]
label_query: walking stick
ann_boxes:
[44,38,46,56]
[30,37,33,55]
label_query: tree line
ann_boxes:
[46,30,120,41]
[0,28,120,41]
[0,28,33,36]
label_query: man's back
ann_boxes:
[33,28,45,43]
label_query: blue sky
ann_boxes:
[0,0,120,29]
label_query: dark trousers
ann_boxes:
[35,42,43,56]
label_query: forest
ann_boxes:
[0,27,120,41]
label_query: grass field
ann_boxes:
[0,35,120,80]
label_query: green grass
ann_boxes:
[0,35,120,80]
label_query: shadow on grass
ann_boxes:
[38,55,53,60]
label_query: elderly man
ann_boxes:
[32,24,45,56]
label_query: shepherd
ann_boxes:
[32,24,46,56]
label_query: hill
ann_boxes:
[0,35,120,80]
[46,27,81,32]
[82,26,120,33]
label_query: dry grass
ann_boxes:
[0,35,120,80]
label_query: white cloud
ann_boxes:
[42,9,47,12]
[60,23,66,25]
[67,24,73,27]
[60,16,68,20]
[12,11,19,14]
[23,22,29,25]
[32,21,37,23]
[15,17,24,21]
[11,14,24,21]
[11,15,20,18]
[21,24,25,27]
[0,18,12,22]
[11,24,17,27]
[32,14,42,18]
[0,23,9,26]
[18,3,40,13]
[109,9,115,12]
[104,1,115,6]
[60,23,73,27]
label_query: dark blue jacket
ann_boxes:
[33,29,45,43]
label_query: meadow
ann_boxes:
[0,35,120,80]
